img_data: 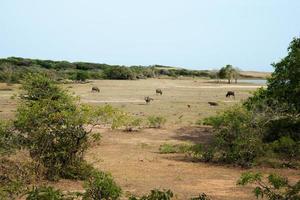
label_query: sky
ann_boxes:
[0,1,300,72]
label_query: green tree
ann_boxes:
[267,37,300,112]
[14,73,93,180]
[218,65,238,84]
[75,70,89,81]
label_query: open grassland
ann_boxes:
[67,78,263,126]
[2,78,299,200]
[0,78,263,125]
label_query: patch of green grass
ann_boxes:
[159,143,191,154]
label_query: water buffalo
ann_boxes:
[208,102,218,106]
[226,91,235,98]
[156,89,163,95]
[144,96,154,104]
[91,86,100,93]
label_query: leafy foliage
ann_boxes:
[271,136,300,162]
[0,57,216,83]
[267,37,300,113]
[82,171,122,200]
[202,106,264,167]
[14,74,94,180]
[147,116,167,128]
[159,143,191,154]
[129,189,173,200]
[237,172,300,200]
[218,65,239,83]
[26,186,66,200]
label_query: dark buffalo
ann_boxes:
[226,91,235,98]
[144,96,154,104]
[156,89,163,95]
[208,102,218,106]
[91,86,100,93]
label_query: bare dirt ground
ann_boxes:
[84,127,299,200]
[2,78,298,200]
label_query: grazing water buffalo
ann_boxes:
[144,96,154,104]
[208,102,218,106]
[156,89,163,95]
[91,86,100,93]
[226,91,235,98]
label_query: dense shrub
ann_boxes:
[129,189,173,200]
[75,71,90,81]
[237,172,300,200]
[271,136,300,162]
[83,171,122,200]
[0,57,213,83]
[202,106,264,167]
[26,186,66,200]
[147,116,167,128]
[14,74,94,180]
[104,66,136,80]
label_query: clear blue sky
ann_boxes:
[1,0,299,72]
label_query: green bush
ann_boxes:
[271,136,300,161]
[75,71,89,81]
[104,66,136,80]
[122,115,143,132]
[147,116,167,128]
[129,189,173,200]
[14,74,93,180]
[201,106,264,167]
[83,171,122,200]
[237,172,300,200]
[159,143,191,154]
[26,186,66,200]
[60,160,96,180]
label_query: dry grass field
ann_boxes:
[1,78,299,200]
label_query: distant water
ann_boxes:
[238,79,267,84]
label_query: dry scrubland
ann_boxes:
[1,78,299,200]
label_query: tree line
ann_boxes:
[0,57,214,83]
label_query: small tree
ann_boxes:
[14,73,93,180]
[218,65,238,84]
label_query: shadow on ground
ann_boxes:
[172,126,213,144]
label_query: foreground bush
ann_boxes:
[129,189,173,200]
[147,116,167,128]
[14,74,96,180]
[202,106,264,167]
[83,171,122,200]
[26,186,66,200]
[237,172,300,200]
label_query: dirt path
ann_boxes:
[84,127,300,200]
